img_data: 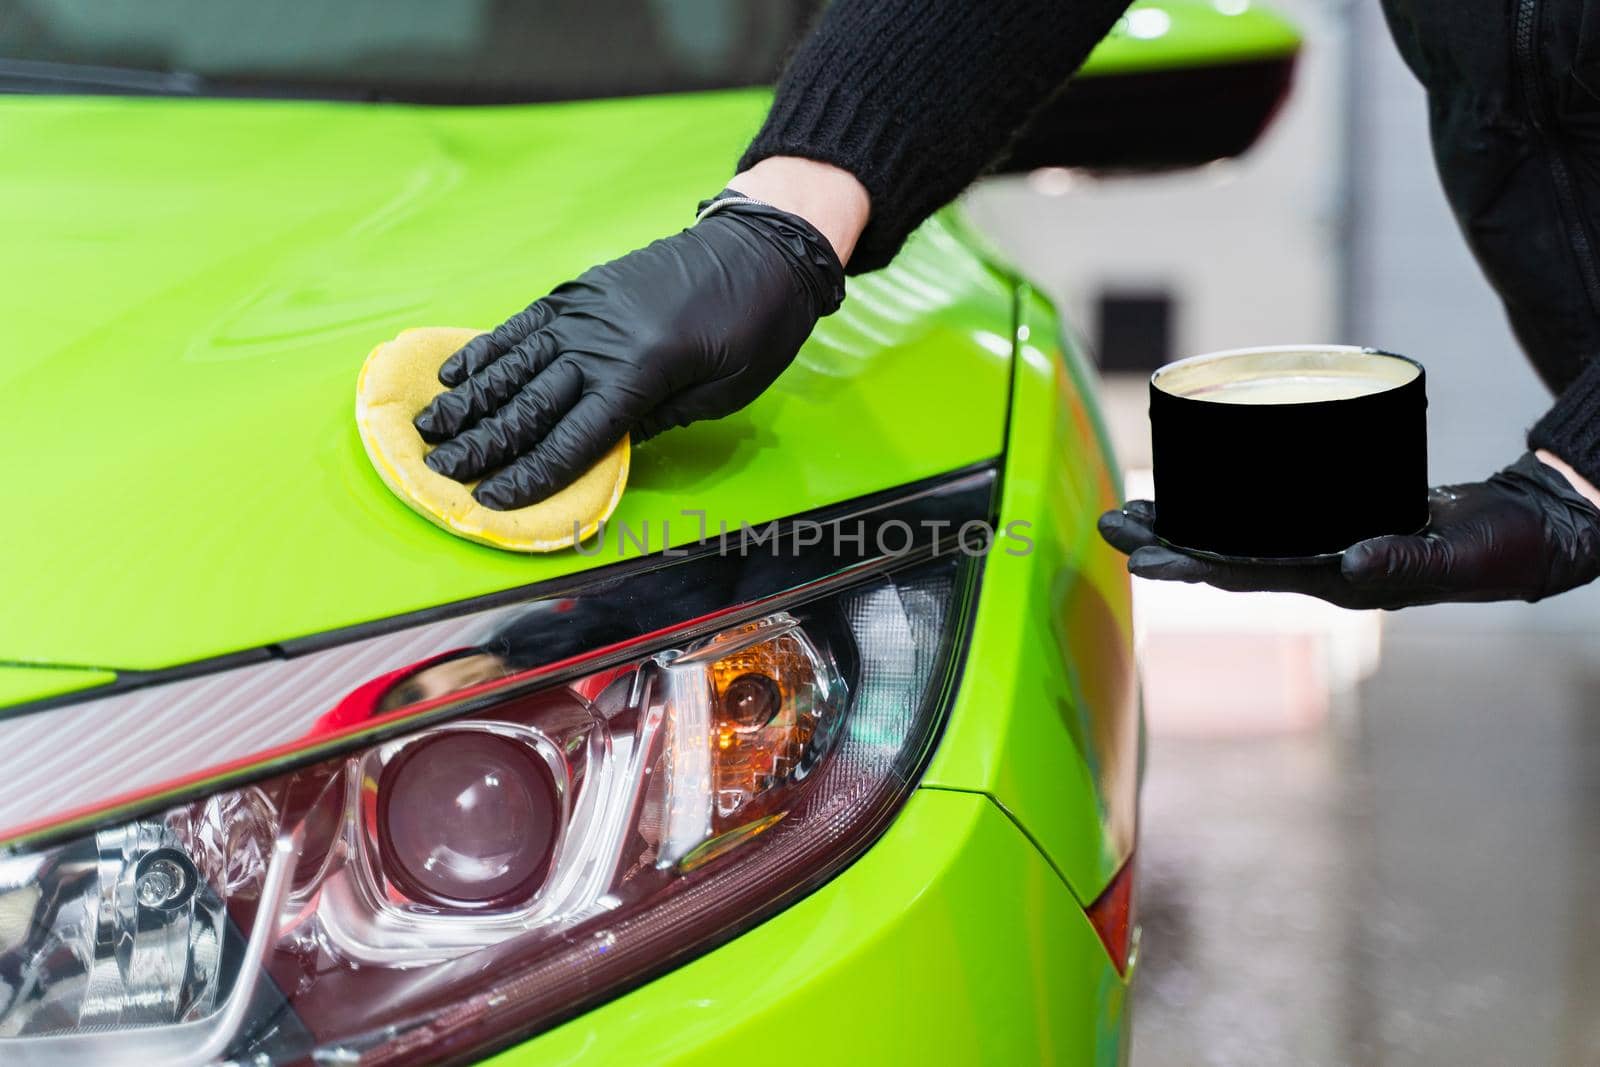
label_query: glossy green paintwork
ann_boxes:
[488,789,1130,1066]
[923,287,1138,906]
[0,92,1011,671]
[0,667,114,707]
[1079,0,1301,78]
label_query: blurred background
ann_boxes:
[968,1,1600,1063]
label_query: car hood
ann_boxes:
[0,92,1013,673]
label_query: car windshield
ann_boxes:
[0,0,819,102]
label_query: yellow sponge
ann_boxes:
[356,327,628,552]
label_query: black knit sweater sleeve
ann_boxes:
[1530,364,1600,485]
[739,0,1134,274]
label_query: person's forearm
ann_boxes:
[1529,357,1600,491]
[1535,449,1600,510]
[730,157,870,267]
[738,0,1133,274]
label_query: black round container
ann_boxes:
[1149,345,1428,561]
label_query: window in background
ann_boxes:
[1095,288,1174,373]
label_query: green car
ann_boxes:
[0,3,1296,1063]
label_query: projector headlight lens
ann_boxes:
[377,731,562,909]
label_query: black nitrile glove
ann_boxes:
[415,190,845,509]
[1097,453,1600,609]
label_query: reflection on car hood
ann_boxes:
[0,92,1013,672]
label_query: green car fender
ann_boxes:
[487,790,1131,1066]
[923,284,1139,908]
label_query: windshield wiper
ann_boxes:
[0,57,212,96]
[0,57,388,100]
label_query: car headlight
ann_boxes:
[0,471,988,1065]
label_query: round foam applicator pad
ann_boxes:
[356,327,628,552]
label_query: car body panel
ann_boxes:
[922,287,1137,906]
[1083,0,1301,78]
[0,91,1012,671]
[486,788,1131,1067]
[0,667,115,707]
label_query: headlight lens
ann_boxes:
[0,557,968,1065]
[376,729,563,907]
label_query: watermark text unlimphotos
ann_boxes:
[571,511,1034,558]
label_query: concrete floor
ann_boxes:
[1131,626,1600,1066]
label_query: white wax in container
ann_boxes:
[1154,348,1419,406]
[1178,373,1398,405]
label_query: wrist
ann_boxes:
[729,156,870,266]
[1535,448,1600,510]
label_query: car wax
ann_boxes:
[1149,345,1427,560]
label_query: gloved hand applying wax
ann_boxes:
[1097,452,1600,609]
[415,188,846,510]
